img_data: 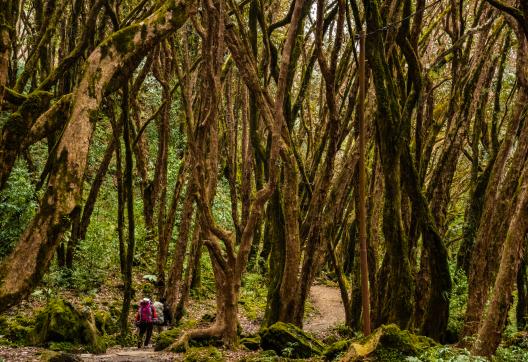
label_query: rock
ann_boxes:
[183,346,224,362]
[154,328,183,351]
[339,324,438,361]
[259,322,326,358]
[33,298,106,353]
[324,339,351,361]
[240,335,261,351]
[94,310,118,335]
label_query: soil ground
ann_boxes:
[305,284,345,337]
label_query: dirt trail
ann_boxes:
[304,284,346,335]
[78,284,345,361]
[80,347,180,361]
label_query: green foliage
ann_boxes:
[239,272,267,320]
[190,251,216,299]
[493,345,528,362]
[0,159,37,258]
[0,315,33,345]
[447,267,469,342]
[416,345,487,362]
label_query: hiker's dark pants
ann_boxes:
[137,322,153,347]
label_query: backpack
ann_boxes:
[139,300,153,323]
[153,301,164,325]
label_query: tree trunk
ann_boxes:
[472,165,528,356]
[0,0,193,312]
[119,84,135,338]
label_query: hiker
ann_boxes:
[135,298,158,348]
[153,298,165,333]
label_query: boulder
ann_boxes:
[94,310,118,335]
[154,328,183,351]
[339,324,438,361]
[33,298,106,353]
[240,335,261,350]
[259,322,325,358]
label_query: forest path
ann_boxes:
[79,284,345,361]
[305,284,346,335]
[80,347,179,361]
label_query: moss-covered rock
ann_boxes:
[33,298,106,353]
[154,328,183,351]
[324,339,351,361]
[0,315,33,345]
[94,310,118,335]
[259,322,325,358]
[240,335,261,351]
[183,346,224,362]
[339,324,438,361]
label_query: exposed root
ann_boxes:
[165,324,224,352]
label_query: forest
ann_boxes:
[1,0,528,361]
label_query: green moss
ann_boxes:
[98,24,139,57]
[259,322,325,358]
[48,341,82,353]
[183,346,224,362]
[154,327,182,351]
[0,315,33,345]
[94,310,118,335]
[340,324,438,362]
[324,339,351,361]
[33,298,106,353]
[240,335,261,351]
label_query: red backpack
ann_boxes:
[139,300,153,323]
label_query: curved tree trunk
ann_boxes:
[0,0,193,312]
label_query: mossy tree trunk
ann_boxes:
[119,83,136,338]
[363,0,414,329]
[0,0,194,312]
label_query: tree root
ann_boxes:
[165,324,224,352]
